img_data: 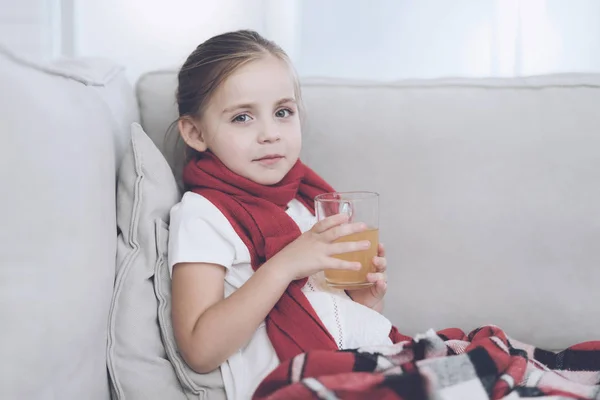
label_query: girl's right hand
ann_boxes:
[269,213,371,282]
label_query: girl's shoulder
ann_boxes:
[169,191,236,239]
[171,191,215,214]
[168,191,242,271]
[170,192,316,236]
[170,191,232,226]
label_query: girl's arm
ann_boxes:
[171,213,369,373]
[171,259,290,374]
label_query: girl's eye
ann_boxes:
[275,108,293,118]
[232,114,251,123]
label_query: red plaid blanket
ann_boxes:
[253,325,600,400]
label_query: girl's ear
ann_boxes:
[178,117,208,152]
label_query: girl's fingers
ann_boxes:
[376,279,387,292]
[328,240,371,256]
[322,222,368,243]
[370,279,387,299]
[327,258,362,270]
[312,213,349,234]
[378,243,386,257]
[366,272,386,283]
[372,256,387,272]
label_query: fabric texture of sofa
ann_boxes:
[2,46,600,399]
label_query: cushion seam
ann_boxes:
[106,132,144,398]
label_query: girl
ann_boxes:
[168,30,395,399]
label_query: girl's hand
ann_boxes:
[270,213,370,282]
[346,243,387,313]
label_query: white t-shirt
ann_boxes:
[168,191,393,400]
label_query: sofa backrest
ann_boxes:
[0,48,138,399]
[137,71,600,350]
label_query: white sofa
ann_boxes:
[2,47,600,399]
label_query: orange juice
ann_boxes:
[325,229,379,289]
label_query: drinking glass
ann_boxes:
[314,191,379,289]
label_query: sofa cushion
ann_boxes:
[108,123,226,399]
[0,46,136,400]
[135,71,185,189]
[136,70,600,350]
[108,123,186,399]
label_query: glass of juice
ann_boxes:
[314,191,379,290]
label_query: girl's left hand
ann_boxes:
[346,243,387,313]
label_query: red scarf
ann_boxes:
[183,152,406,361]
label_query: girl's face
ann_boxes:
[181,55,302,186]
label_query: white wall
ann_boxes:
[297,0,495,80]
[0,0,63,61]
[3,0,600,82]
[74,0,268,83]
[296,0,600,80]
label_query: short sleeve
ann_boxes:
[168,192,237,277]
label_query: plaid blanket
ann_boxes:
[253,325,600,400]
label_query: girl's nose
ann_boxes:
[258,121,281,143]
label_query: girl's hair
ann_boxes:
[167,30,301,165]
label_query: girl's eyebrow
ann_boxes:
[222,103,255,114]
[276,97,296,106]
[222,98,297,114]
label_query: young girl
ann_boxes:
[168,30,395,399]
